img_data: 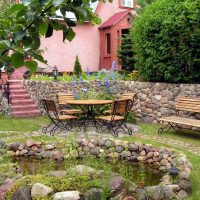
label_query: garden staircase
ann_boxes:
[9,80,40,118]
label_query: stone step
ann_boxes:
[11,99,34,105]
[8,80,22,84]
[10,85,24,90]
[10,89,27,95]
[10,94,30,100]
[11,105,37,112]
[12,110,40,118]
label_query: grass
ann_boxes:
[0,115,49,132]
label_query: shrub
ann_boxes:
[131,0,200,83]
[73,56,82,77]
[117,34,135,72]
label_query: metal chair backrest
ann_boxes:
[111,98,133,116]
[41,99,59,120]
[57,93,74,104]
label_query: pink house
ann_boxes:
[39,0,136,72]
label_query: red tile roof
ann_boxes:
[99,9,132,29]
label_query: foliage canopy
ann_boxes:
[0,0,109,73]
[132,0,200,83]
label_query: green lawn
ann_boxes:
[0,116,200,200]
[0,115,49,132]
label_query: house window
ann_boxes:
[121,0,133,8]
[106,33,111,54]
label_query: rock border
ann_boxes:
[6,138,193,200]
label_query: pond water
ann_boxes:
[13,157,164,186]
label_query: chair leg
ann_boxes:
[42,122,53,134]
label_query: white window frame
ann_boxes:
[121,0,134,8]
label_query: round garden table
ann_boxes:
[66,99,113,130]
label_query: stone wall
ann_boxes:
[23,80,200,123]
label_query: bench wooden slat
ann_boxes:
[160,116,200,128]
[175,97,200,113]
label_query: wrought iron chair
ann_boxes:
[41,99,77,136]
[96,98,133,136]
[57,93,83,115]
[104,93,136,115]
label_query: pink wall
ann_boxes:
[40,0,135,72]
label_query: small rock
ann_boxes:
[123,197,136,200]
[84,188,102,200]
[109,175,123,191]
[145,186,164,200]
[7,143,20,152]
[120,151,131,158]
[178,180,192,193]
[137,156,145,161]
[67,165,96,176]
[128,143,138,151]
[90,147,100,155]
[45,144,55,150]
[48,171,67,177]
[19,149,28,156]
[25,140,35,147]
[116,146,124,153]
[176,190,188,200]
[140,150,146,156]
[161,159,168,166]
[146,152,153,159]
[31,183,53,197]
[52,191,80,200]
[11,186,31,200]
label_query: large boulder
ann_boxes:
[31,183,53,197]
[52,191,80,200]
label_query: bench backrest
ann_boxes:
[57,93,74,104]
[176,97,200,113]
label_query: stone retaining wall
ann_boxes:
[23,80,200,123]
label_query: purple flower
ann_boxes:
[105,80,110,91]
[110,61,116,80]
[86,66,90,76]
[111,61,115,71]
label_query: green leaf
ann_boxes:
[0,40,10,49]
[53,0,64,7]
[39,22,48,36]
[31,36,40,50]
[8,4,25,14]
[11,53,24,68]
[13,29,26,42]
[63,28,76,42]
[45,24,53,38]
[24,60,38,72]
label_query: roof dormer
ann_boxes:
[119,0,134,9]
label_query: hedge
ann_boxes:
[131,0,200,83]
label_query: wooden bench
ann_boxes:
[158,97,200,134]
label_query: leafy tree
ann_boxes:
[73,55,82,77]
[117,34,134,72]
[136,0,155,13]
[0,0,110,73]
[131,0,200,83]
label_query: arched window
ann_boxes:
[105,33,111,54]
